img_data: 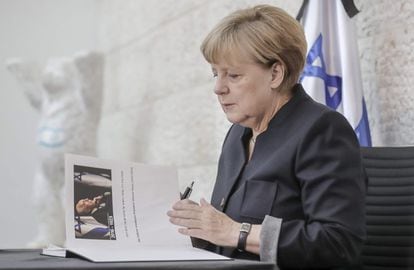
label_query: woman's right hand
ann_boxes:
[167,198,240,248]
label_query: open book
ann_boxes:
[42,154,229,262]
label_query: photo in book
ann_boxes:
[73,165,116,240]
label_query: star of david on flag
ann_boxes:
[297,0,372,146]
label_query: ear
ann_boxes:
[270,62,285,89]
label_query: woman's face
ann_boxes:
[211,58,282,129]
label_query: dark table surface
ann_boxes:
[0,249,275,270]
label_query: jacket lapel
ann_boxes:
[211,125,247,211]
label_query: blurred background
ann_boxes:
[0,0,413,248]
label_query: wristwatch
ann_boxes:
[237,222,252,251]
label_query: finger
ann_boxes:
[172,199,185,209]
[184,199,199,205]
[169,217,202,229]
[173,198,197,207]
[172,200,181,206]
[173,200,201,211]
[178,228,206,240]
[200,198,210,207]
[178,227,190,236]
[167,209,201,219]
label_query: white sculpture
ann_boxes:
[6,51,104,247]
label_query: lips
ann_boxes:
[222,103,235,110]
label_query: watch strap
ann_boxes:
[237,223,251,251]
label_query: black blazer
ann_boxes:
[209,84,366,269]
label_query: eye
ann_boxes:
[212,73,218,78]
[228,74,240,79]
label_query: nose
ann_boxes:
[214,76,229,96]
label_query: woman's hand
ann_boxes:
[167,198,240,247]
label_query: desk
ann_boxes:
[0,249,275,270]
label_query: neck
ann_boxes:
[251,91,291,139]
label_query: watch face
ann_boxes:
[240,223,251,233]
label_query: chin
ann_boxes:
[225,113,243,125]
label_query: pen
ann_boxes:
[180,181,194,200]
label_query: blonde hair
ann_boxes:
[201,4,307,92]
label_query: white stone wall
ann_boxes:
[355,0,414,146]
[95,0,414,200]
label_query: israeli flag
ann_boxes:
[298,0,372,146]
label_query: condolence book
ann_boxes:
[42,154,229,262]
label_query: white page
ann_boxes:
[64,154,229,261]
[65,154,189,248]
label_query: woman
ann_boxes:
[167,5,365,269]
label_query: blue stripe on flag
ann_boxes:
[355,99,372,146]
[300,34,342,110]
